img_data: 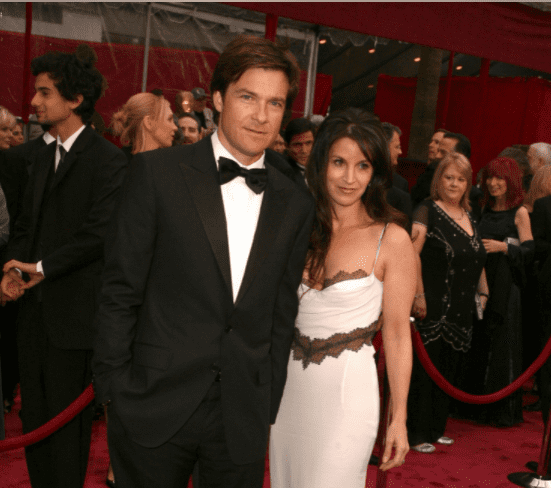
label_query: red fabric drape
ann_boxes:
[374,74,551,179]
[225,2,551,74]
[0,31,331,139]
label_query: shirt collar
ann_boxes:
[57,124,86,153]
[211,130,265,171]
[43,131,56,145]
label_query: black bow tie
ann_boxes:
[218,156,268,194]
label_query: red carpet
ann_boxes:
[0,386,544,488]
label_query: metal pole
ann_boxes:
[304,30,320,118]
[265,14,278,41]
[22,2,33,124]
[141,3,152,93]
[440,51,455,129]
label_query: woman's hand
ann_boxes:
[412,294,426,320]
[379,419,409,471]
[482,239,507,254]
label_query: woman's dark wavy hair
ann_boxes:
[305,107,407,282]
[31,49,105,124]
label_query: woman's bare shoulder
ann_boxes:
[381,223,412,249]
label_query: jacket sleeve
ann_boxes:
[40,149,128,279]
[92,154,157,404]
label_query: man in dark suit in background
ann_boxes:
[283,117,316,186]
[7,123,57,175]
[0,50,127,488]
[411,128,447,208]
[92,35,315,488]
[0,124,56,413]
[380,122,413,231]
[509,194,551,486]
[381,122,409,193]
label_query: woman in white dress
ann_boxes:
[270,108,416,487]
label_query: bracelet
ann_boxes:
[415,293,425,298]
[478,292,489,298]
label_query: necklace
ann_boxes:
[440,201,464,221]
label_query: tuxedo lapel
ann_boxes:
[51,126,95,192]
[235,163,292,305]
[180,138,233,297]
[32,143,57,221]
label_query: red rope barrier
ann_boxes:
[1,322,549,454]
[0,384,95,452]
[411,323,551,404]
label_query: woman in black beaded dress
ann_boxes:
[408,152,487,453]
[466,157,534,427]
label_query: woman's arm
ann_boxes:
[515,206,534,243]
[477,268,489,309]
[411,222,427,319]
[379,224,416,470]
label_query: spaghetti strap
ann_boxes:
[373,224,388,268]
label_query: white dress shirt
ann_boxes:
[43,131,56,145]
[37,124,86,275]
[211,130,265,302]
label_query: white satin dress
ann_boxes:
[270,227,386,488]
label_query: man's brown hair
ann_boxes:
[210,35,300,109]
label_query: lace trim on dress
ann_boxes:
[323,269,369,288]
[291,315,381,369]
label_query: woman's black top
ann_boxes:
[414,200,486,351]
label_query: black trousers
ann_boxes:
[17,296,93,488]
[1,301,20,403]
[407,336,462,446]
[108,380,266,488]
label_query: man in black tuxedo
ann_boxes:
[92,36,315,488]
[0,50,127,488]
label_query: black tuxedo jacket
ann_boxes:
[387,186,413,233]
[7,136,48,175]
[393,171,409,193]
[92,136,315,464]
[531,195,551,308]
[5,126,128,349]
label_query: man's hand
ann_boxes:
[0,268,26,304]
[3,260,45,291]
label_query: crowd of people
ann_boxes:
[0,35,550,488]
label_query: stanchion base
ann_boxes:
[507,472,551,487]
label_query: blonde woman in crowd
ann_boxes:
[408,152,487,453]
[0,106,16,150]
[111,92,177,161]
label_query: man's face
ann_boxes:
[0,122,13,150]
[436,137,457,161]
[288,131,315,167]
[31,73,81,126]
[10,123,24,147]
[388,130,402,169]
[428,131,445,161]
[213,67,289,166]
[193,97,207,113]
[178,116,200,145]
[270,133,286,154]
[527,146,542,174]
